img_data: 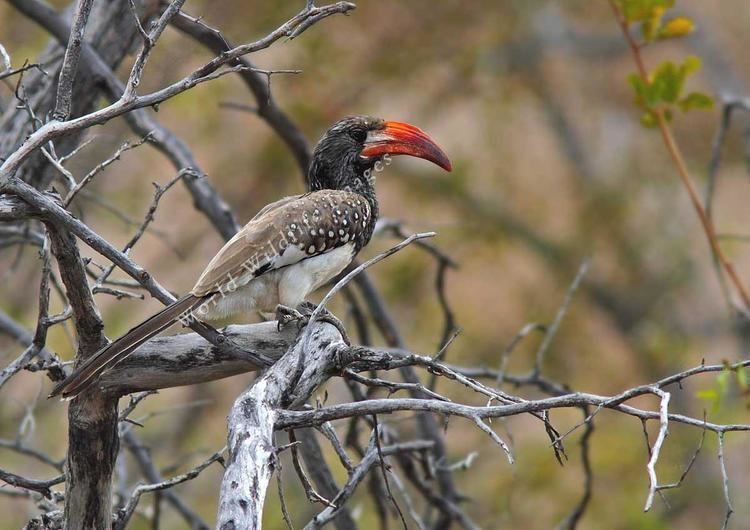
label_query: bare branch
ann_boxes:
[0,1,356,188]
[52,0,94,120]
[0,61,47,82]
[276,388,750,435]
[9,1,240,239]
[303,440,434,529]
[0,468,64,499]
[218,322,348,529]
[122,0,187,100]
[122,430,211,530]
[643,388,670,512]
[170,10,312,177]
[64,133,153,206]
[0,438,64,471]
[93,322,292,396]
[556,407,594,530]
[114,449,224,530]
[288,430,336,507]
[91,168,188,289]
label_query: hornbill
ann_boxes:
[50,116,451,400]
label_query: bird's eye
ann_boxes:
[351,129,367,143]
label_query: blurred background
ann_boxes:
[1,0,750,528]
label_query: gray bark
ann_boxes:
[217,323,348,530]
[96,322,294,396]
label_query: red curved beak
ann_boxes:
[361,121,452,172]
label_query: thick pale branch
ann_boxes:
[218,322,348,530]
[95,322,295,396]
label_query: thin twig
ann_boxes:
[717,432,733,529]
[533,259,589,376]
[288,430,335,507]
[114,449,225,530]
[609,1,750,312]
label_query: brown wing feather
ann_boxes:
[190,190,371,297]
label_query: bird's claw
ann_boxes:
[276,304,308,332]
[275,303,351,345]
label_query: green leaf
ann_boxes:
[737,365,748,389]
[619,0,674,23]
[652,61,681,103]
[717,369,731,394]
[696,388,721,414]
[678,91,714,112]
[696,389,719,401]
[628,74,649,106]
[640,109,658,127]
[682,55,702,76]
[645,56,703,106]
[641,10,663,42]
[658,16,695,38]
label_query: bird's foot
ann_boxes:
[276,304,308,332]
[275,303,351,345]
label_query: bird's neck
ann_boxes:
[352,177,379,249]
[336,172,379,249]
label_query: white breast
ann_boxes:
[201,242,356,320]
[277,242,356,307]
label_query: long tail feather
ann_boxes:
[49,294,205,400]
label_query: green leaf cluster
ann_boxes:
[627,56,713,127]
[617,0,674,24]
[617,0,695,41]
[618,1,713,127]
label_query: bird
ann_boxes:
[49,116,451,400]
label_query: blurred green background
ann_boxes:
[1,1,750,528]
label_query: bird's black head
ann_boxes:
[308,115,451,193]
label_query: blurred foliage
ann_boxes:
[1,0,750,529]
[618,0,714,127]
